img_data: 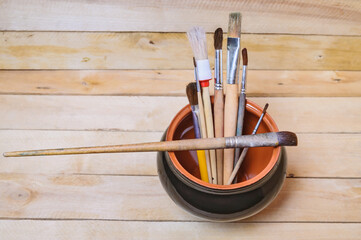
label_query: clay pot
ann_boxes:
[157,100,286,222]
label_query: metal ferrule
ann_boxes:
[241,65,247,93]
[226,37,241,84]
[215,49,223,90]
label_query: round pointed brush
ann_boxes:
[233,48,248,182]
[187,27,217,184]
[224,12,242,184]
[227,103,269,185]
[186,82,209,182]
[213,27,224,184]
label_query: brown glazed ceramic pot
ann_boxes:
[157,100,286,222]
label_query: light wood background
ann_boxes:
[0,1,360,239]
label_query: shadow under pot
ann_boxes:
[157,100,287,222]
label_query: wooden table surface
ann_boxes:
[0,1,360,239]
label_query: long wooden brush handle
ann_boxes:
[213,88,224,184]
[223,84,239,184]
[3,132,297,157]
[197,91,212,182]
[233,92,246,181]
[202,86,217,184]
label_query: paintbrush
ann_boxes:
[227,103,269,185]
[233,48,248,182]
[213,27,224,184]
[193,57,213,183]
[223,12,242,183]
[4,131,297,157]
[187,27,217,184]
[186,82,209,182]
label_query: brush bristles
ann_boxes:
[187,26,208,60]
[276,131,298,146]
[186,82,198,106]
[228,12,242,38]
[193,57,197,68]
[262,103,269,113]
[214,28,223,50]
[242,48,248,66]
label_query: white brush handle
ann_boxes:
[202,86,217,184]
[197,91,212,183]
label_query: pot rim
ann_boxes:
[166,100,281,190]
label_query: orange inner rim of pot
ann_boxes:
[166,100,281,190]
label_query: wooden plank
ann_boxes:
[1,32,360,70]
[0,95,360,132]
[0,174,359,222]
[0,221,360,240]
[0,0,360,36]
[1,70,360,97]
[1,131,360,178]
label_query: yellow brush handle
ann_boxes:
[223,84,239,184]
[196,150,209,182]
[214,89,224,184]
[197,91,212,183]
[202,86,217,184]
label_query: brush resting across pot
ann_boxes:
[157,100,286,222]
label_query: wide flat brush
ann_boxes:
[213,27,224,184]
[227,103,269,185]
[223,12,242,184]
[186,82,209,182]
[233,48,248,182]
[188,27,217,184]
[193,58,213,183]
[4,131,298,157]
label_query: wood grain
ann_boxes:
[0,0,360,35]
[0,95,359,132]
[1,32,360,70]
[0,174,359,222]
[1,131,359,178]
[1,70,360,97]
[0,220,360,240]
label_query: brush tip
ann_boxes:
[186,82,198,106]
[276,131,298,146]
[214,28,223,50]
[187,26,208,60]
[262,103,269,113]
[193,57,197,68]
[228,12,242,38]
[242,48,248,65]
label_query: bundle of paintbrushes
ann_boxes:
[186,12,275,185]
[4,12,298,187]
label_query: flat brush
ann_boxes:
[213,27,224,184]
[4,131,298,157]
[233,48,248,182]
[186,82,209,182]
[224,12,242,184]
[188,27,217,184]
[227,103,269,185]
[193,57,212,183]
